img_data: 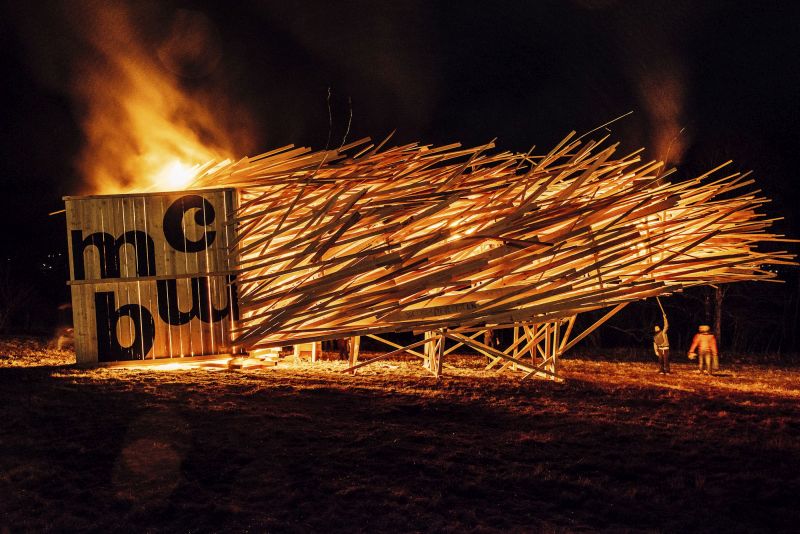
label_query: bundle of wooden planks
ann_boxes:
[185,132,796,351]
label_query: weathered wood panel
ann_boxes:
[65,188,239,364]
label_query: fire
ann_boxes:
[150,160,200,191]
[68,4,252,194]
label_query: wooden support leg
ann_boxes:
[434,329,445,378]
[551,321,560,379]
[423,331,430,369]
[514,321,561,382]
[513,325,519,356]
[424,331,438,371]
[544,323,552,376]
[512,325,519,371]
[523,324,537,362]
[348,336,360,375]
[427,335,435,373]
[559,315,577,354]
[311,341,318,364]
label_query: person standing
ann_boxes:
[653,298,670,373]
[483,327,499,364]
[484,327,498,350]
[688,325,718,375]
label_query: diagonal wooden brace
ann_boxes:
[342,336,434,373]
[446,332,536,372]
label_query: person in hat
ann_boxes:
[688,325,718,375]
[653,301,670,373]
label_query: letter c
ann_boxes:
[163,195,217,253]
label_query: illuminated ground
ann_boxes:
[1,337,799,532]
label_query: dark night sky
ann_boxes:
[1,0,799,304]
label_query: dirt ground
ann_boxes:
[1,337,799,532]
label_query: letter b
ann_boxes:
[94,292,156,361]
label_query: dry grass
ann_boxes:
[1,337,799,532]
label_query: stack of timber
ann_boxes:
[183,133,796,351]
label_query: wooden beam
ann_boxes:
[171,134,795,358]
[342,336,435,373]
[367,334,426,359]
[560,303,628,354]
[443,329,486,356]
[558,315,577,353]
[445,332,536,372]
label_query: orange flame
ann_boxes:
[72,4,247,193]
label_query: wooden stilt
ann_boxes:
[348,335,360,375]
[423,331,432,369]
[512,325,519,371]
[523,324,537,362]
[559,315,577,353]
[434,329,446,378]
[544,323,552,376]
[552,321,560,378]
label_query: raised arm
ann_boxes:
[656,297,668,333]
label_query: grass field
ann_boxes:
[1,337,799,532]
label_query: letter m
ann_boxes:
[71,230,156,280]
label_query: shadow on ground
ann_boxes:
[1,342,799,532]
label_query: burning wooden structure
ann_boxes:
[67,133,795,374]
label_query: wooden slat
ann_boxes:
[66,189,239,364]
[67,135,795,360]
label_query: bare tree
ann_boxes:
[713,285,728,348]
